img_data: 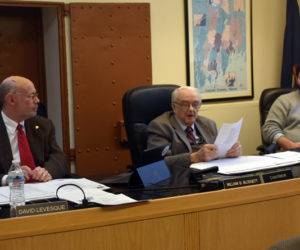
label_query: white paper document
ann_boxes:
[0,192,8,205]
[214,118,243,158]
[58,187,137,206]
[0,178,136,206]
[190,151,300,174]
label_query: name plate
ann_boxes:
[16,201,69,217]
[223,175,261,189]
[262,169,293,183]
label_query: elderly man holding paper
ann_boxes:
[147,86,242,169]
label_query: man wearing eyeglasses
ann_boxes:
[147,86,241,169]
[0,76,68,185]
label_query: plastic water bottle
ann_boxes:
[8,160,25,217]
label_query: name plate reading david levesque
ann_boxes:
[262,169,293,183]
[16,201,69,217]
[223,176,261,189]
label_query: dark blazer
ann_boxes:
[147,111,217,169]
[0,112,68,181]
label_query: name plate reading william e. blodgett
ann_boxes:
[223,175,261,189]
[16,201,68,217]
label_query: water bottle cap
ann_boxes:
[12,160,20,165]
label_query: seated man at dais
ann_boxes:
[147,86,241,170]
[0,76,68,185]
[262,64,300,150]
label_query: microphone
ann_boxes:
[56,183,95,208]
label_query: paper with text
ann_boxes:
[190,151,300,174]
[214,118,243,158]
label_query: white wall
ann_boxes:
[42,7,63,148]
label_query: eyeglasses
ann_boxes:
[174,101,201,109]
[14,92,39,100]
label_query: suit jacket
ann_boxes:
[0,112,68,181]
[147,111,217,169]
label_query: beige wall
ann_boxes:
[25,0,286,155]
[200,0,285,155]
[150,0,286,155]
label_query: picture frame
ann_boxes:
[185,0,253,101]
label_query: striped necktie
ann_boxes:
[185,126,196,143]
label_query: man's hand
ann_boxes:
[277,136,300,150]
[20,165,34,182]
[31,167,52,182]
[190,144,218,164]
[21,166,52,182]
[226,142,242,158]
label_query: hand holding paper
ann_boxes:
[214,118,243,159]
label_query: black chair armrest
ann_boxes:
[256,143,277,155]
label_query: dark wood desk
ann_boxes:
[1,177,300,250]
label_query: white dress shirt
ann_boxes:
[1,110,24,185]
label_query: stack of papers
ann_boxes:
[190,151,300,175]
[58,186,136,206]
[0,178,137,206]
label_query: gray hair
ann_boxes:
[0,77,18,106]
[171,86,201,103]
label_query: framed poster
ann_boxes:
[185,0,253,100]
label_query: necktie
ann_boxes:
[17,124,36,170]
[185,126,196,143]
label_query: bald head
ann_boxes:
[3,76,32,85]
[0,76,33,106]
[0,76,39,122]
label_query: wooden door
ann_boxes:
[0,6,46,104]
[70,3,152,179]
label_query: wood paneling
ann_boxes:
[198,195,300,250]
[184,212,200,250]
[2,179,300,249]
[0,6,46,104]
[1,216,184,250]
[70,3,152,178]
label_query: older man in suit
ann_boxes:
[147,86,241,169]
[0,76,68,185]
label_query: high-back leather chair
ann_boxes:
[122,84,179,167]
[37,103,47,118]
[268,235,300,250]
[257,87,295,154]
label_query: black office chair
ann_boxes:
[37,103,47,118]
[268,235,300,250]
[122,84,179,168]
[257,87,295,155]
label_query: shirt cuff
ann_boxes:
[1,175,8,186]
[272,133,284,144]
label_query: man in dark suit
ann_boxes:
[0,76,68,185]
[147,86,241,169]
